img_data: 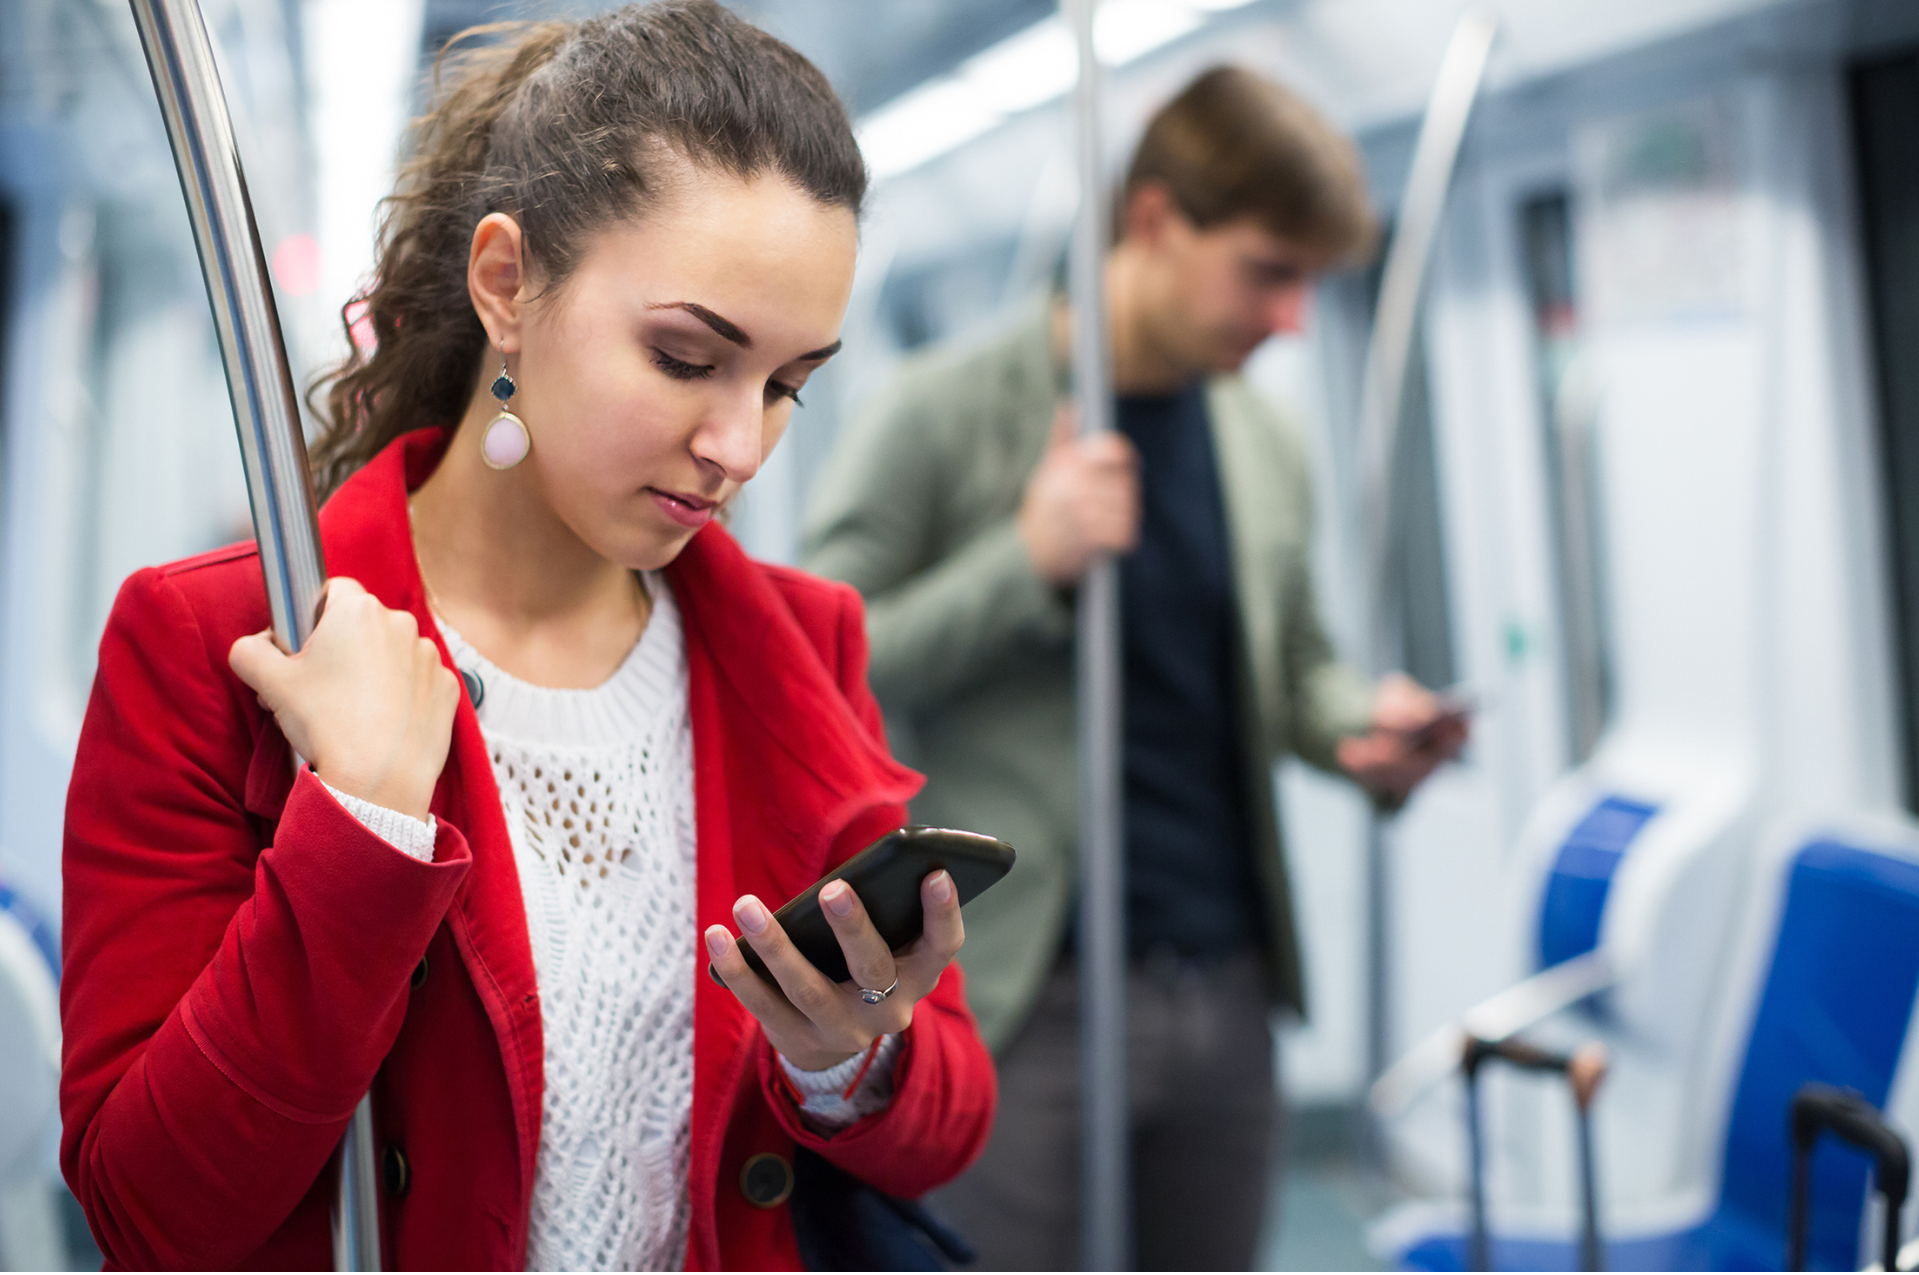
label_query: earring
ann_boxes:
[480,356,531,470]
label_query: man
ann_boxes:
[802,66,1466,1270]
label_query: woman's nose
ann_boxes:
[690,391,765,483]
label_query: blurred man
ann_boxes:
[803,66,1466,1270]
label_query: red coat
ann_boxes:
[59,428,996,1270]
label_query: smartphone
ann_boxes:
[712,826,1016,987]
[1405,688,1478,748]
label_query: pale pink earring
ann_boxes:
[480,355,530,470]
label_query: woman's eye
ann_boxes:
[768,381,805,408]
[652,350,715,381]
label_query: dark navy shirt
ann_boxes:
[1115,383,1262,960]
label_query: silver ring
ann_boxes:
[857,977,899,1005]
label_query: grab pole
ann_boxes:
[1064,0,1130,1268]
[1354,9,1497,1094]
[123,1,377,1269]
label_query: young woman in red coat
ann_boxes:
[58,2,995,1267]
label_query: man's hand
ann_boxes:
[1016,404,1141,585]
[1335,673,1470,810]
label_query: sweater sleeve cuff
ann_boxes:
[778,1034,902,1131]
[319,779,438,862]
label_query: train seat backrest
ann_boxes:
[1516,760,1753,1059]
[1535,794,1661,970]
[1689,829,1919,1271]
[0,879,58,979]
[0,884,60,1183]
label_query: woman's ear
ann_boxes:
[468,213,527,353]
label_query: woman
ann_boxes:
[58,3,995,1268]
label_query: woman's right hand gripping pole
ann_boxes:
[228,577,461,820]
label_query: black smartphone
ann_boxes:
[712,826,1016,987]
[1397,688,1477,749]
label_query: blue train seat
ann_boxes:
[1373,770,1754,1227]
[1391,825,1919,1271]
[1535,795,1661,971]
[0,879,63,1268]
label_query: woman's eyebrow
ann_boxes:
[650,301,752,347]
[648,301,841,362]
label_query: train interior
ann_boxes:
[6,0,1919,1267]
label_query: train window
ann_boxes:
[0,199,12,505]
[1519,189,1613,764]
[1852,47,1919,811]
[1391,310,1455,692]
[878,235,1021,353]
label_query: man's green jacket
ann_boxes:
[802,297,1374,1053]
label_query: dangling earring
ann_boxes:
[480,355,531,470]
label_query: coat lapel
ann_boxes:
[1209,377,1291,736]
[316,430,546,1247]
[668,524,920,1266]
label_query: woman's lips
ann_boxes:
[648,487,716,529]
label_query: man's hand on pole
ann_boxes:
[1017,403,1141,585]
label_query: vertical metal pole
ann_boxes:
[336,1100,382,1271]
[1065,0,1129,1269]
[123,2,375,1270]
[1354,9,1498,1101]
[126,0,326,649]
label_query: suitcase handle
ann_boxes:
[1786,1083,1910,1272]
[1463,1035,1609,1272]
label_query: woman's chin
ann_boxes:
[589,519,701,575]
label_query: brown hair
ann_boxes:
[1123,65,1375,264]
[308,0,866,496]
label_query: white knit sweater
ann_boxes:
[325,573,897,1271]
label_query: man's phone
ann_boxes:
[1405,688,1477,749]
[712,827,1017,987]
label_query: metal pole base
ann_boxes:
[333,1096,381,1272]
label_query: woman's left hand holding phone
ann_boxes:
[705,873,964,1072]
[228,577,463,822]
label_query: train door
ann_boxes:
[1853,45,1919,814]
[0,200,12,506]
[1380,11,1911,1217]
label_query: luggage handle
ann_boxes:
[1463,1035,1609,1272]
[1786,1083,1910,1272]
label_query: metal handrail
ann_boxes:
[123,0,376,1269]
[126,0,325,649]
[1355,9,1498,1092]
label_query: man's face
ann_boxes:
[1130,187,1326,375]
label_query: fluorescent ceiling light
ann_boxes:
[958,19,1077,115]
[858,76,1005,179]
[859,0,1253,181]
[1095,0,1203,64]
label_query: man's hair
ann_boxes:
[1123,65,1376,264]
